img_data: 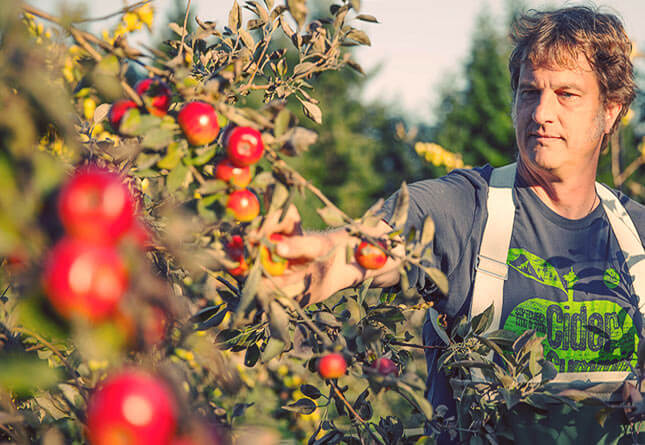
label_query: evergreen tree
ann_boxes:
[433,11,515,167]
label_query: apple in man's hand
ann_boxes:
[260,233,288,276]
[355,241,387,270]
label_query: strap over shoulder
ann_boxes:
[595,183,645,309]
[469,163,517,333]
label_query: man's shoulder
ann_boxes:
[407,165,494,198]
[601,184,645,244]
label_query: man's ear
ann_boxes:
[604,102,623,134]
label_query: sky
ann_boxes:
[30,0,645,123]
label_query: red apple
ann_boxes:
[215,159,252,188]
[355,241,387,270]
[226,126,264,167]
[135,78,171,117]
[372,357,398,376]
[109,100,138,133]
[226,189,260,222]
[86,370,178,445]
[317,353,347,379]
[58,165,135,244]
[177,101,219,146]
[42,238,129,321]
[225,235,248,276]
[260,233,287,276]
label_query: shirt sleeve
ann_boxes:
[380,166,492,310]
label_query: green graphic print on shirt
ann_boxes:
[502,248,638,373]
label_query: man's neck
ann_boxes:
[516,159,599,219]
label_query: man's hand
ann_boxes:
[251,205,403,306]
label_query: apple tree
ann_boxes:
[1,1,644,444]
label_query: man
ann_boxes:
[257,5,644,443]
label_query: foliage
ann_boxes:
[1,1,645,444]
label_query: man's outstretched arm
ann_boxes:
[253,205,403,306]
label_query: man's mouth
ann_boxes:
[530,132,562,140]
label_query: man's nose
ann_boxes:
[532,91,556,124]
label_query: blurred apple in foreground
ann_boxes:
[58,166,135,244]
[43,238,129,321]
[86,370,178,445]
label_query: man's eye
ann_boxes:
[558,91,576,98]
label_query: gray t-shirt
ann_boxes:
[382,165,645,416]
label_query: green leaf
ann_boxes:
[143,128,175,150]
[420,216,435,247]
[471,303,494,335]
[419,265,449,296]
[274,109,290,137]
[196,309,228,330]
[390,182,409,230]
[300,384,322,399]
[236,263,261,317]
[286,0,307,29]
[484,329,519,347]
[301,99,322,124]
[244,344,261,367]
[316,205,345,227]
[346,29,370,46]
[0,353,62,397]
[239,28,255,48]
[355,14,378,23]
[269,300,291,343]
[229,0,241,31]
[186,146,216,166]
[261,337,286,362]
[283,398,316,414]
[294,62,316,76]
[119,108,141,135]
[166,162,191,193]
[428,307,450,345]
[157,142,184,170]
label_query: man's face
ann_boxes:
[512,55,621,177]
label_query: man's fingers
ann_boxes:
[249,204,303,242]
[275,234,331,260]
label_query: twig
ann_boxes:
[178,0,192,60]
[22,3,168,79]
[13,327,80,380]
[242,20,279,92]
[331,381,367,424]
[71,0,152,23]
[388,340,446,351]
[189,165,205,185]
[70,28,102,61]
[614,156,645,187]
[330,381,384,444]
[278,295,333,347]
